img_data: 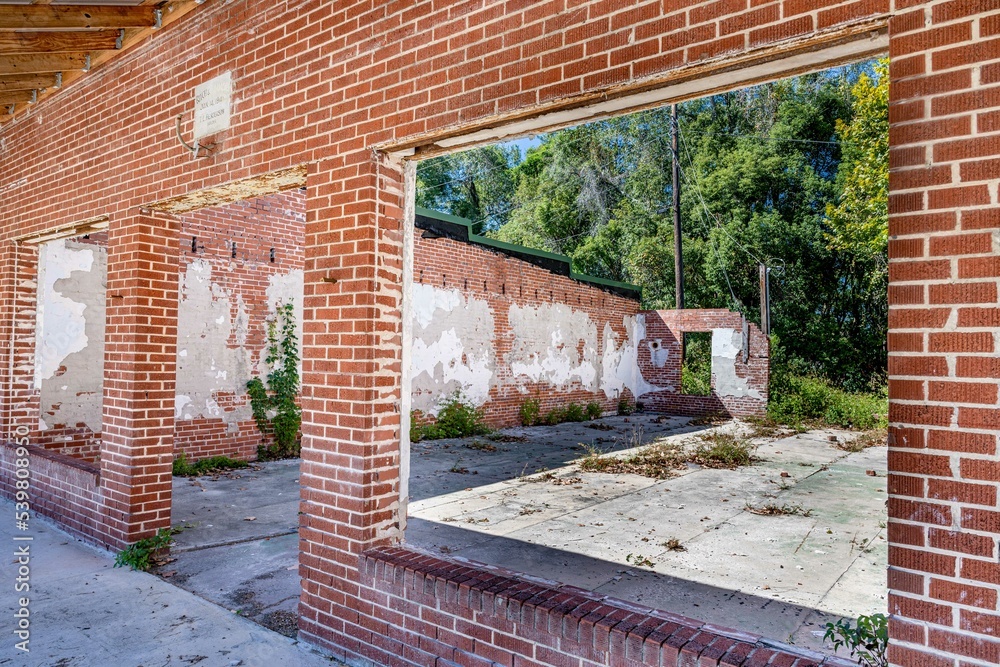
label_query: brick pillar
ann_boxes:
[99,211,180,548]
[0,241,39,440]
[297,153,406,657]
[887,4,1000,666]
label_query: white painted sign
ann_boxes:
[193,71,232,139]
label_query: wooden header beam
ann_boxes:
[0,54,87,76]
[0,74,57,92]
[0,30,121,55]
[0,6,158,30]
[0,90,36,106]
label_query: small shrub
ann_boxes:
[617,396,634,416]
[412,393,491,441]
[563,403,585,422]
[824,613,888,667]
[519,398,540,426]
[248,300,302,461]
[690,432,757,469]
[585,402,603,420]
[544,408,565,425]
[114,528,177,571]
[172,453,249,477]
[768,374,887,430]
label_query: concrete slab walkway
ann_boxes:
[159,415,886,658]
[0,501,337,667]
[408,416,887,650]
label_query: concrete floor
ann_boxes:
[0,499,337,667]
[162,415,888,655]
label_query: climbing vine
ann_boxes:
[247,300,301,460]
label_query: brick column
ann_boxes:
[0,241,40,440]
[99,211,180,548]
[887,4,1000,666]
[297,153,406,657]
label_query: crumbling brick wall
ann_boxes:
[18,192,305,464]
[411,229,643,427]
[637,310,769,418]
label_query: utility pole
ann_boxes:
[671,103,684,311]
[759,263,771,336]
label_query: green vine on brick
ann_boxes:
[247,300,301,460]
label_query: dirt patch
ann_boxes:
[260,609,298,638]
[835,428,887,453]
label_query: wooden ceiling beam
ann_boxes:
[0,5,158,30]
[0,91,37,107]
[0,30,121,55]
[0,73,58,92]
[0,53,86,76]
[1,0,206,126]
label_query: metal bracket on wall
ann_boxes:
[175,115,215,159]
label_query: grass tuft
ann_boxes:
[172,453,248,477]
[689,432,758,469]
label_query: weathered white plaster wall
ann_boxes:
[175,259,253,427]
[408,285,665,412]
[508,302,599,390]
[601,314,665,399]
[409,283,495,414]
[711,328,761,399]
[34,238,106,432]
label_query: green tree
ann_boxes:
[826,59,889,257]
[414,61,889,390]
[415,144,520,230]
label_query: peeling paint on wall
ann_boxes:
[601,314,665,399]
[175,259,253,426]
[410,283,495,414]
[508,302,599,390]
[34,238,106,432]
[711,328,761,399]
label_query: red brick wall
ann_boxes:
[0,440,105,545]
[887,5,1000,666]
[355,547,847,667]
[638,310,769,418]
[1,0,995,665]
[412,232,641,427]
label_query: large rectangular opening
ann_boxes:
[400,60,889,656]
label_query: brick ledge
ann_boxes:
[362,545,855,667]
[1,440,101,477]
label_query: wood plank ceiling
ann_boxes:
[0,1,208,125]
